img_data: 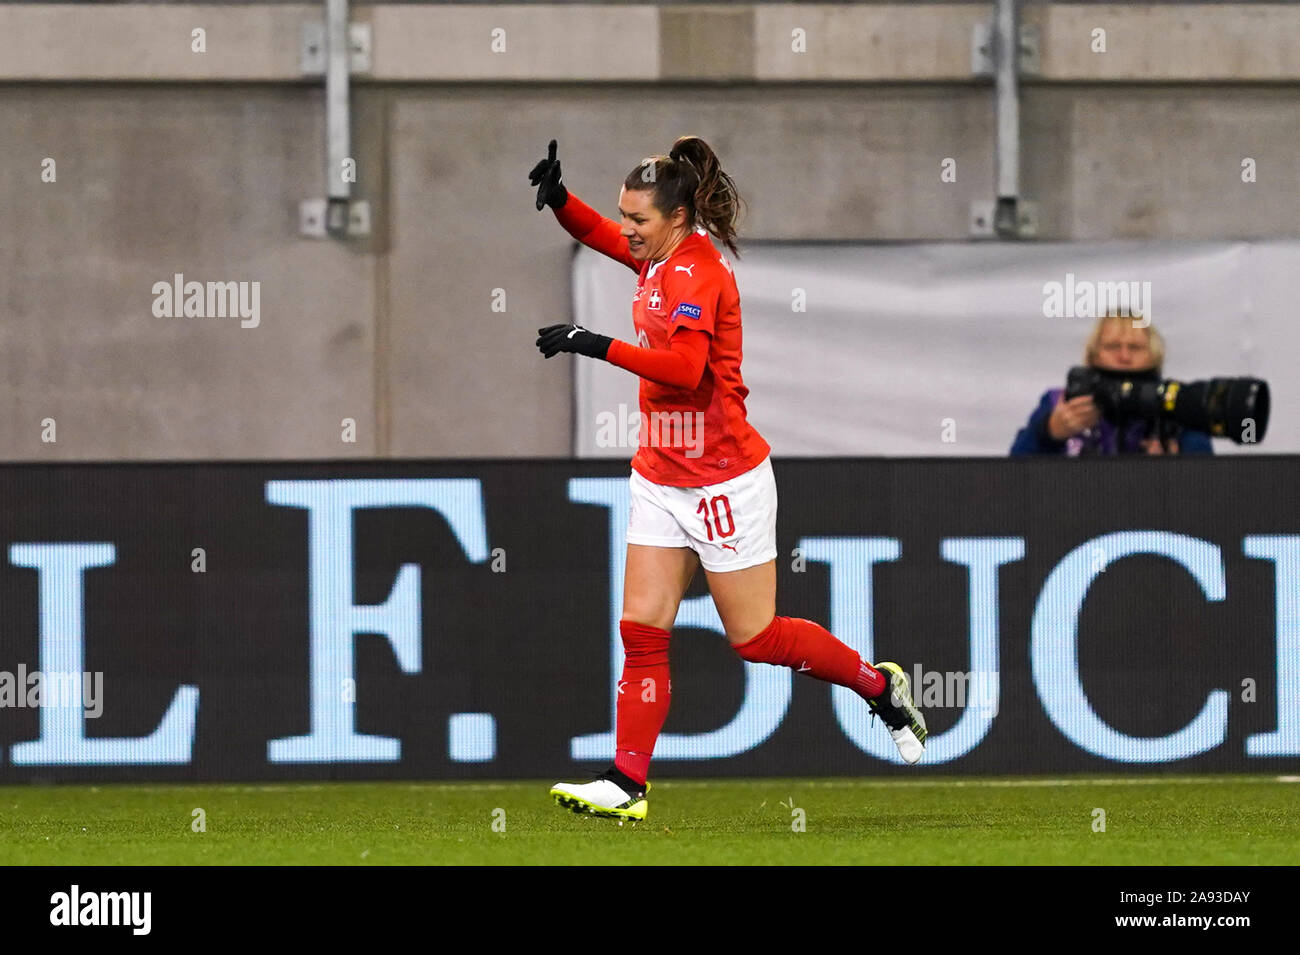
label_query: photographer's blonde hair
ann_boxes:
[1084,312,1165,371]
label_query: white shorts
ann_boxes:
[626,456,778,572]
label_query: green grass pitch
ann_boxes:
[1,775,1297,865]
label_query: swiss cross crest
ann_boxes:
[647,289,663,311]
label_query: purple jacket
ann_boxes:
[1010,388,1214,456]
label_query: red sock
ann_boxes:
[732,616,887,699]
[614,620,672,786]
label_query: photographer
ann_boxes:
[1010,314,1213,456]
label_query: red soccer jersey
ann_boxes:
[555,194,770,486]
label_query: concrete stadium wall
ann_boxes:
[0,3,1297,460]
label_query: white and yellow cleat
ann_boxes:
[550,771,650,822]
[867,662,927,764]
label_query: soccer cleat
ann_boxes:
[550,770,650,822]
[867,662,927,764]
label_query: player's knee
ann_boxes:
[730,616,780,659]
[619,618,671,664]
[620,601,675,633]
[721,603,777,645]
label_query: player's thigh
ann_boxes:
[704,559,776,646]
[622,543,699,632]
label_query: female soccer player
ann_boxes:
[530,137,926,821]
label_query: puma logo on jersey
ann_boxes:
[721,543,738,553]
[674,264,696,277]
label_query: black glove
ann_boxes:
[536,324,612,360]
[529,139,569,211]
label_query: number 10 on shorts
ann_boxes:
[696,494,734,541]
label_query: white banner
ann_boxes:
[574,240,1296,457]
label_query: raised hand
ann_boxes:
[529,139,569,211]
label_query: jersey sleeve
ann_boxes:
[605,328,710,390]
[553,193,640,273]
[662,263,720,339]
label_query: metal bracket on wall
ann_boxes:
[299,198,370,238]
[299,0,371,238]
[970,1,1038,239]
[970,21,1040,77]
[300,20,371,75]
[970,198,1039,239]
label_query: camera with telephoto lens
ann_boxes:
[1064,366,1270,445]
